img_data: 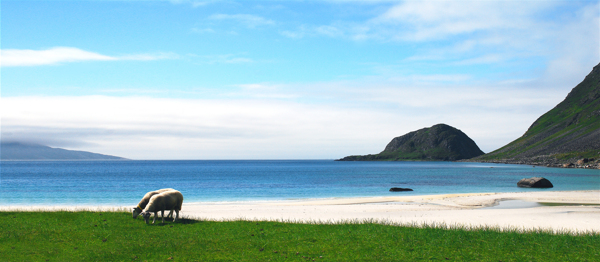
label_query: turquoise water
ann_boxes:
[1,160,598,206]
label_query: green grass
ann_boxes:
[2,211,599,261]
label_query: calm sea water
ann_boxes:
[1,160,598,206]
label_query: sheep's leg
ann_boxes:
[152,212,157,224]
[166,209,174,218]
[174,210,179,222]
[161,210,165,223]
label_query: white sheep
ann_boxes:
[140,190,184,224]
[132,188,175,219]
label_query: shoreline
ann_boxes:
[2,190,599,233]
[459,159,600,169]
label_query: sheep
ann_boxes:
[140,190,184,224]
[132,188,176,219]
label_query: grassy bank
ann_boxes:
[1,211,598,261]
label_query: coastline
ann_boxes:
[3,190,599,233]
[459,158,600,169]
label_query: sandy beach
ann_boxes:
[3,190,599,233]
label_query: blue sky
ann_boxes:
[2,0,599,159]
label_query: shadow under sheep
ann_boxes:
[137,215,200,226]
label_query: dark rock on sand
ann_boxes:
[517,177,554,188]
[389,187,414,192]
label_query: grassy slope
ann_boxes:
[478,63,600,162]
[2,211,599,261]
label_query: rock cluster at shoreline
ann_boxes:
[463,157,600,169]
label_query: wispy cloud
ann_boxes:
[370,1,541,41]
[208,14,275,28]
[201,54,254,64]
[2,47,116,67]
[1,47,178,67]
[191,27,215,34]
[280,24,347,39]
[301,1,598,87]
[169,0,216,8]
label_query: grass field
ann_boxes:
[1,211,598,261]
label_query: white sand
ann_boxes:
[3,190,599,233]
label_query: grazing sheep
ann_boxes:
[132,188,176,219]
[141,190,184,224]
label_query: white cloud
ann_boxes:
[202,54,254,64]
[290,1,597,80]
[280,24,352,39]
[120,52,180,61]
[169,0,215,8]
[280,30,305,39]
[367,1,561,42]
[280,25,309,39]
[367,1,599,88]
[387,74,472,84]
[1,47,178,67]
[191,27,215,34]
[452,54,506,66]
[1,47,116,67]
[208,14,275,28]
[315,25,344,37]
[0,96,402,159]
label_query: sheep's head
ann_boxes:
[132,206,142,219]
[141,212,152,224]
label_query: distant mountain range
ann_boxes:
[1,142,126,160]
[472,62,600,167]
[338,123,484,161]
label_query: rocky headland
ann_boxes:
[338,123,484,161]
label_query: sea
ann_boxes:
[1,160,598,206]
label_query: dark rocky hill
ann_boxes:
[338,124,484,161]
[473,62,600,168]
[1,142,126,160]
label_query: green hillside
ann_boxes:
[476,62,600,166]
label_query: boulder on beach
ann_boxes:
[389,187,413,192]
[517,177,554,188]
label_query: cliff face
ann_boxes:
[338,124,484,161]
[475,62,600,167]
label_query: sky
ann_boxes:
[1,0,599,160]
